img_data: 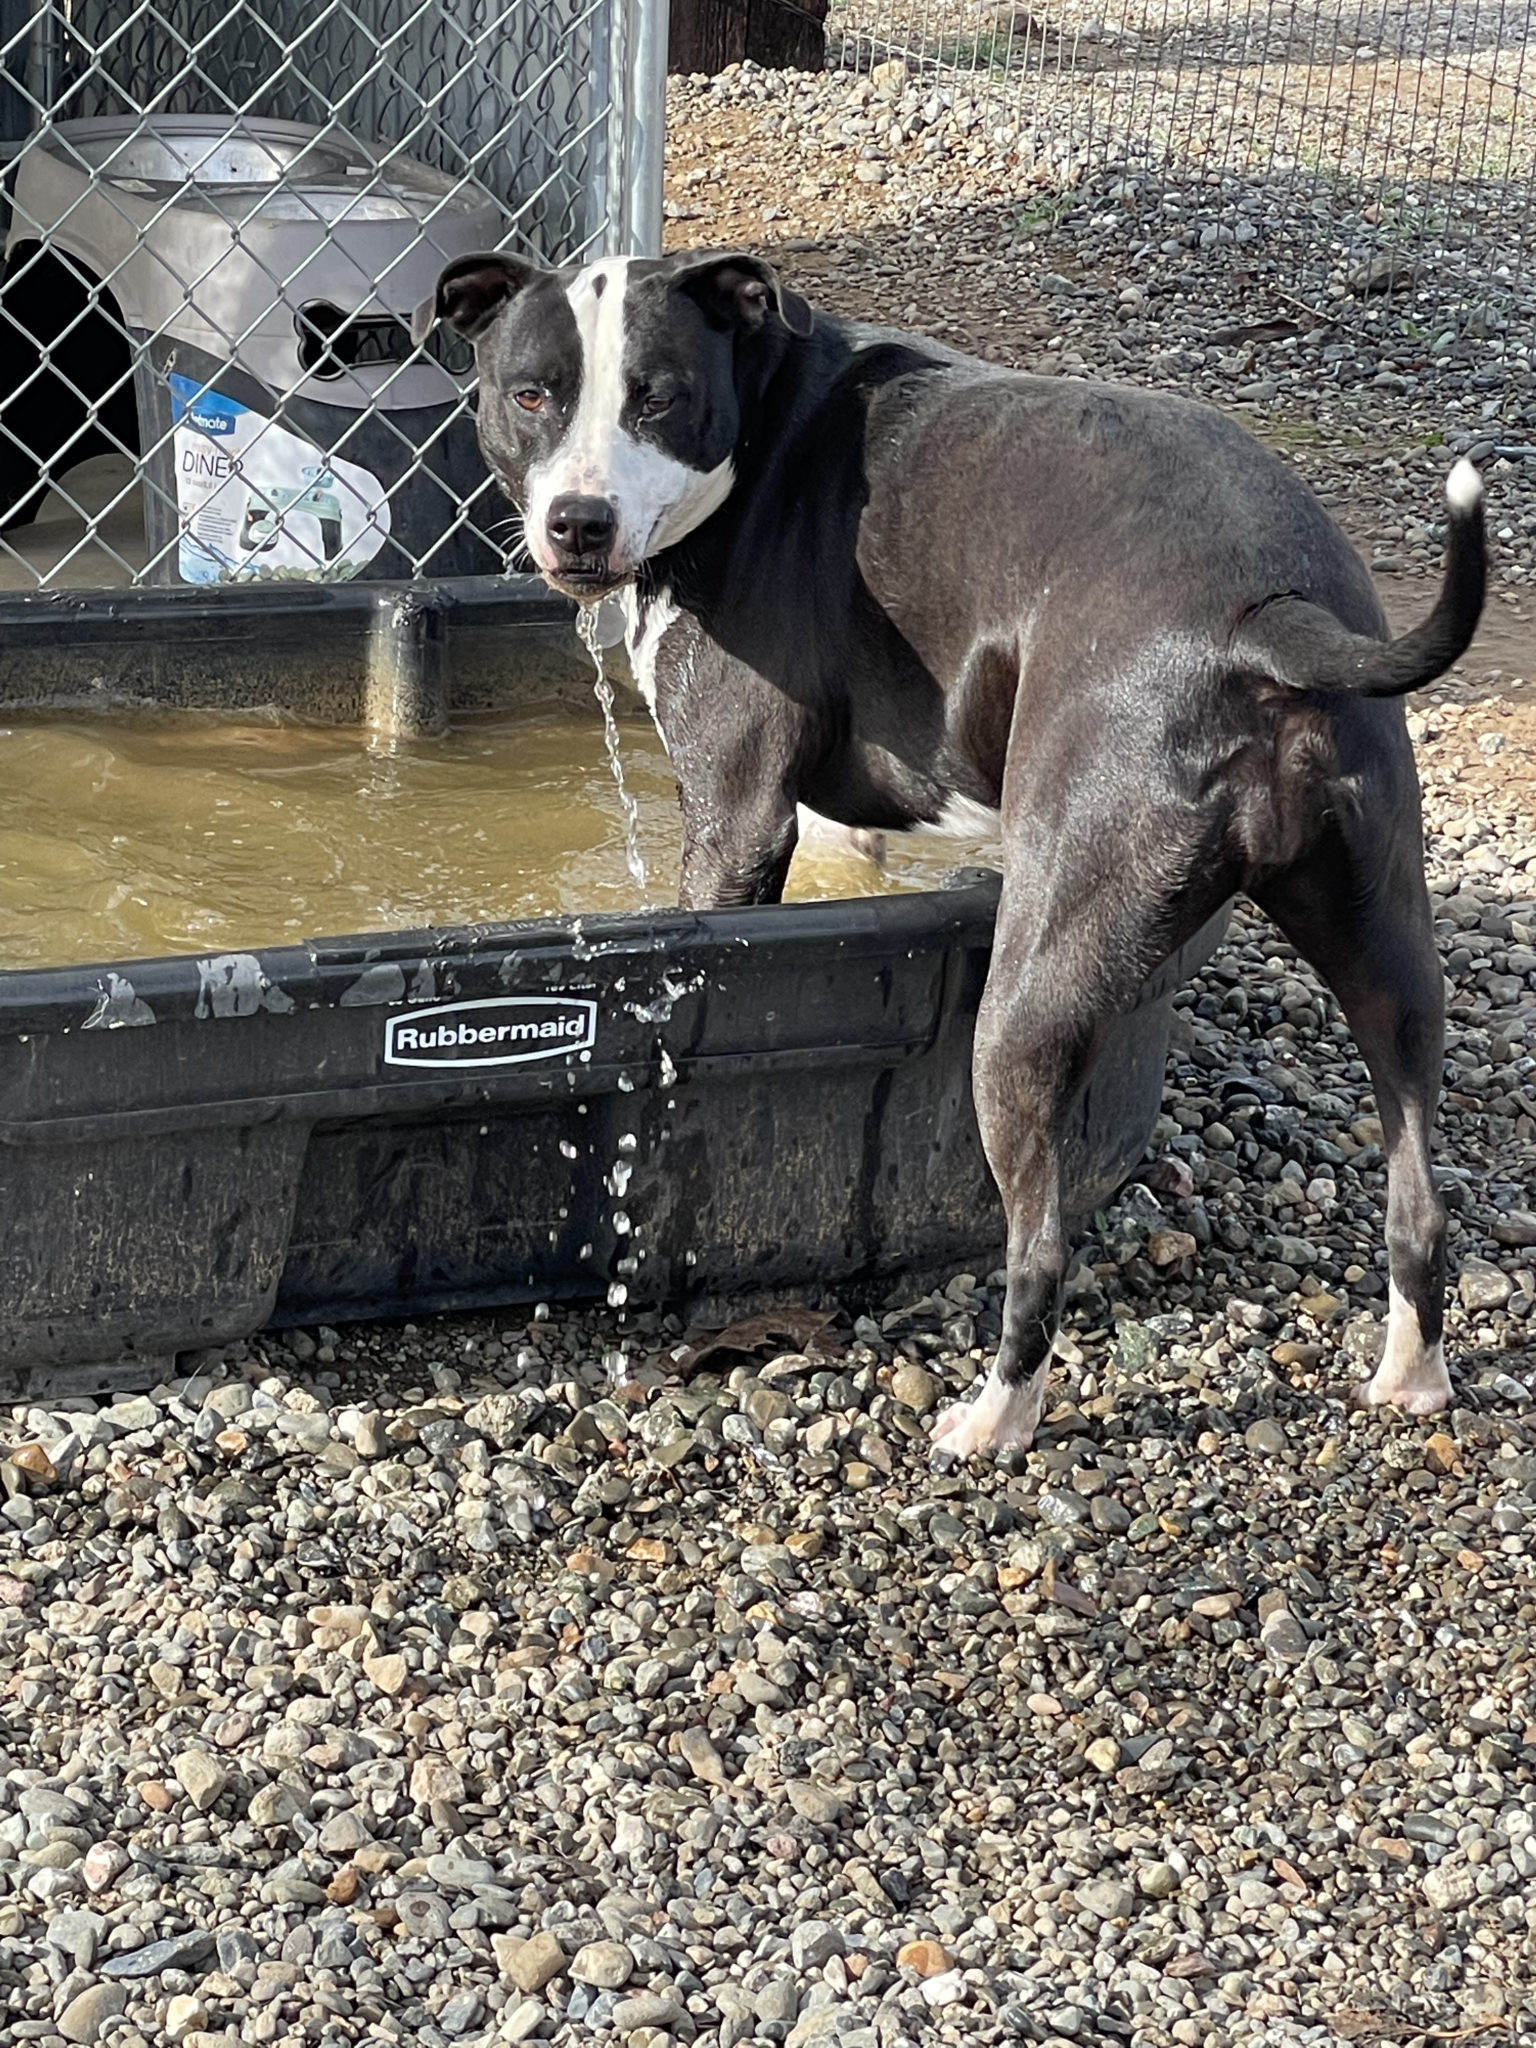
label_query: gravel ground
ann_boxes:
[4,51,1536,2048]
[663,58,1536,595]
[1,701,1534,2048]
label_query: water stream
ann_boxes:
[576,603,648,898]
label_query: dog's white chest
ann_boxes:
[619,585,684,723]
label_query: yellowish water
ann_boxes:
[0,704,993,969]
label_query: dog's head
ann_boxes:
[416,249,812,600]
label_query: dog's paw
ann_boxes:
[1354,1299,1452,1416]
[929,1368,1044,1461]
[1352,1365,1452,1417]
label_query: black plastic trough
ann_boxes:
[0,574,1227,1396]
[0,878,1227,1400]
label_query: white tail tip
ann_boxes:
[1446,457,1483,514]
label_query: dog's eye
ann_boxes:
[638,392,674,418]
[513,388,545,413]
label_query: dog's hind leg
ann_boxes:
[1251,826,1450,1416]
[931,812,1231,1462]
[928,961,1084,1460]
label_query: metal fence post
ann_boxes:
[624,0,669,257]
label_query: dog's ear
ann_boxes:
[412,253,541,347]
[667,251,813,339]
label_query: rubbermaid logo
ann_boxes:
[384,997,596,1069]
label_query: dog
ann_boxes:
[415,246,1486,1459]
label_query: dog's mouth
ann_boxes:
[541,563,633,603]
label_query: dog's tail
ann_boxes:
[1236,458,1485,698]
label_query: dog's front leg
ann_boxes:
[677,782,799,909]
[661,661,807,910]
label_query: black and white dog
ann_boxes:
[416,247,1486,1460]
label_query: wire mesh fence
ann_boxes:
[0,0,665,592]
[823,0,1533,304]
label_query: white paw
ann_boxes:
[929,1368,1045,1461]
[1354,1361,1452,1417]
[1355,1286,1452,1415]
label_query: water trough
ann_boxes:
[0,578,1227,1399]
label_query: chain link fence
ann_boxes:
[824,0,1533,305]
[0,0,666,591]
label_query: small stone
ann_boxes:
[891,1364,943,1413]
[326,1866,360,1905]
[757,1977,801,2024]
[426,1851,499,1890]
[500,1998,547,2043]
[1491,1210,1536,1249]
[165,1994,207,2042]
[1243,1418,1288,1456]
[1260,1609,1310,1665]
[496,1929,568,1993]
[1085,1736,1121,1773]
[396,1890,452,1941]
[745,1385,791,1429]
[786,1780,847,1825]
[896,1938,952,1976]
[1148,1228,1198,1265]
[102,1395,159,1433]
[1459,1260,1513,1311]
[787,2008,843,2045]
[100,1928,217,1978]
[439,1990,484,2036]
[1139,1862,1182,1898]
[45,1909,106,1969]
[248,1782,306,1828]
[139,1779,173,1812]
[1349,250,1417,295]
[1271,1341,1322,1369]
[1423,1858,1479,1911]
[1422,1431,1462,1475]
[353,1411,387,1457]
[363,1651,408,1695]
[58,1982,127,2043]
[790,1921,844,1970]
[9,1442,57,1484]
[174,1751,230,1812]
[262,1867,325,1908]
[318,1808,372,1854]
[1076,1879,1136,1921]
[570,1938,635,1989]
[613,1992,685,2030]
[677,1726,728,1785]
[217,1928,259,1970]
[408,1756,465,1806]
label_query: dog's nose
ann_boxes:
[546,494,617,559]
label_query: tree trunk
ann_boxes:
[668,0,828,76]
